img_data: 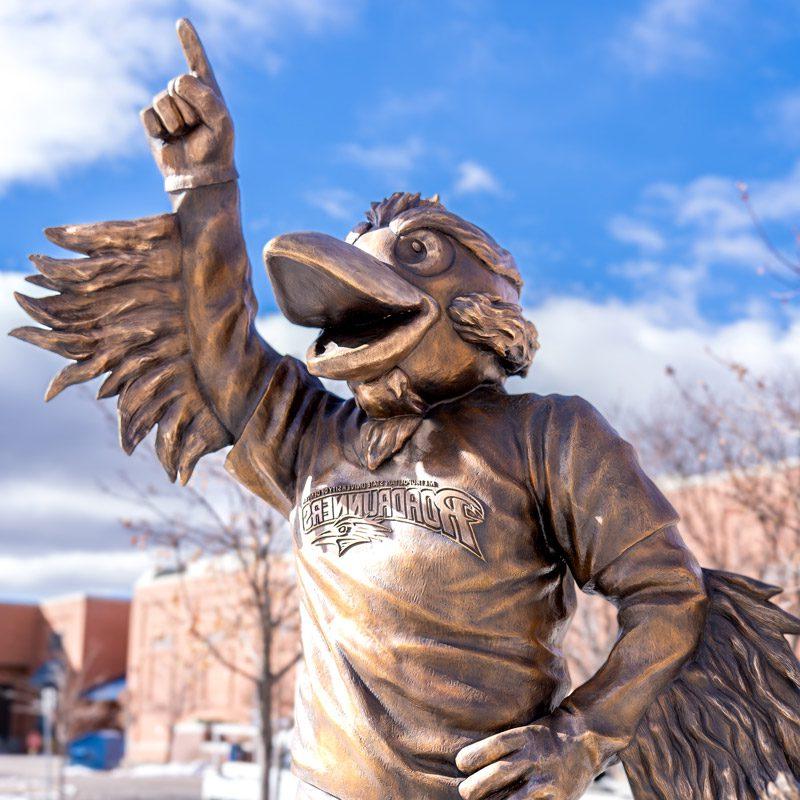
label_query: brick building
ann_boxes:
[0,595,130,752]
[125,557,298,764]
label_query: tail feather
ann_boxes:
[621,568,800,800]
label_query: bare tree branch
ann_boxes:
[104,428,302,797]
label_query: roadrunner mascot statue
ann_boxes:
[12,20,800,800]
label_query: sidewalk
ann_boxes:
[0,755,201,800]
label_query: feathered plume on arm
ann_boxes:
[621,568,800,799]
[11,213,231,484]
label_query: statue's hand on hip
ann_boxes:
[455,713,603,800]
[140,18,236,193]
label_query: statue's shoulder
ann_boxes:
[503,390,613,440]
[452,387,610,443]
[507,389,599,418]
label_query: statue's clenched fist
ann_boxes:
[140,18,236,192]
[456,712,603,800]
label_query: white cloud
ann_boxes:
[0,551,151,600]
[651,177,762,269]
[187,0,354,37]
[661,175,751,231]
[691,231,767,266]
[0,0,168,187]
[0,0,358,189]
[255,313,316,361]
[2,272,185,590]
[2,479,138,524]
[453,161,502,196]
[304,188,360,222]
[608,160,800,307]
[608,215,665,251]
[515,296,800,417]
[614,0,717,75]
[338,137,425,178]
[739,163,800,222]
[611,259,662,280]
[255,298,800,421]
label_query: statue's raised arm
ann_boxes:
[11,19,280,484]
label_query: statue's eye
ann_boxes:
[396,237,427,263]
[394,230,454,276]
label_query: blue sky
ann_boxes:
[3,0,800,599]
[4,0,800,316]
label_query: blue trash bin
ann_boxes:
[68,729,124,770]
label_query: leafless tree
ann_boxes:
[565,360,800,681]
[737,181,800,303]
[50,648,118,749]
[630,362,800,644]
[118,456,301,800]
[22,641,117,799]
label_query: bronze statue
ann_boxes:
[11,20,800,800]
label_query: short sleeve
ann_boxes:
[532,395,679,589]
[225,356,335,518]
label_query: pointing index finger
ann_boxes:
[176,18,220,95]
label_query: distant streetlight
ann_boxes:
[40,686,59,800]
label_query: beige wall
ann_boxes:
[564,467,800,682]
[82,597,131,684]
[125,560,297,764]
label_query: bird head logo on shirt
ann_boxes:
[264,193,539,419]
[310,515,392,557]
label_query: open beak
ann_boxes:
[264,232,439,381]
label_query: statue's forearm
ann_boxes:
[171,180,279,438]
[557,526,708,768]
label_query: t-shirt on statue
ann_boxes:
[226,356,678,800]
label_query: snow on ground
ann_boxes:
[586,775,634,798]
[124,760,207,777]
[0,755,634,799]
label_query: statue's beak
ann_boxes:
[264,232,439,381]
